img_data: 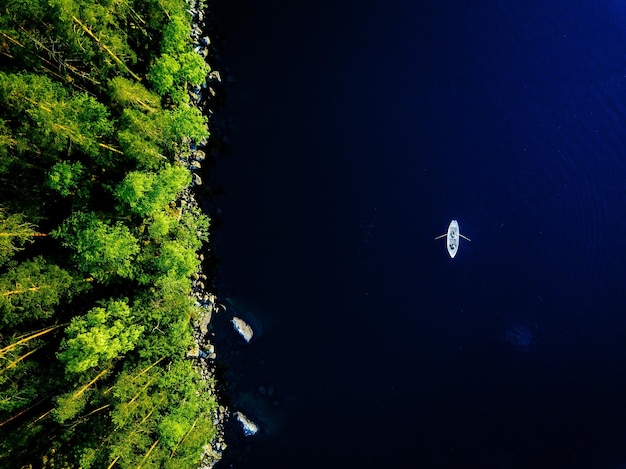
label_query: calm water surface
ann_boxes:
[211,1,626,467]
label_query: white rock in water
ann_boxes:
[235,411,259,436]
[232,317,253,342]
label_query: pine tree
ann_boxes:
[0,209,44,266]
[58,299,144,374]
[52,212,140,282]
[0,257,78,329]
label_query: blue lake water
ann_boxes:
[211,0,626,467]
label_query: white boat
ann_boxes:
[435,220,471,258]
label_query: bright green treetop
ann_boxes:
[52,212,140,282]
[115,164,191,217]
[58,299,144,373]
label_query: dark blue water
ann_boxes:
[212,0,626,467]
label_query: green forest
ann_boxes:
[0,0,222,467]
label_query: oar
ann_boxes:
[434,233,447,240]
[460,234,472,242]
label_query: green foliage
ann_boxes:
[52,212,140,282]
[147,211,178,240]
[0,120,16,173]
[167,105,209,142]
[0,71,66,115]
[117,126,166,169]
[0,72,115,162]
[0,209,39,266]
[149,52,210,102]
[149,54,181,96]
[147,10,210,105]
[154,240,199,278]
[105,357,217,468]
[109,77,161,114]
[58,299,144,373]
[53,391,89,423]
[0,0,221,466]
[178,51,211,86]
[0,340,47,413]
[158,413,189,450]
[161,14,191,55]
[115,164,191,217]
[118,108,207,168]
[0,257,77,329]
[47,161,86,197]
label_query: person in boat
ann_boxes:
[449,244,455,250]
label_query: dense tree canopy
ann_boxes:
[0,0,220,467]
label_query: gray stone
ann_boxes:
[193,150,206,161]
[208,70,222,82]
[199,309,212,334]
[187,345,200,358]
[232,317,253,342]
[235,411,259,436]
[192,173,203,186]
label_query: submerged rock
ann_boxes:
[234,411,259,436]
[232,317,253,342]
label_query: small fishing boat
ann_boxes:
[435,220,471,258]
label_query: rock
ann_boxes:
[208,70,222,82]
[199,309,212,334]
[201,36,211,46]
[194,45,209,58]
[192,149,206,161]
[187,345,200,358]
[232,317,253,342]
[189,161,202,170]
[235,411,259,436]
[192,173,203,186]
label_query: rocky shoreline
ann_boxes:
[175,0,225,466]
[177,0,258,466]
